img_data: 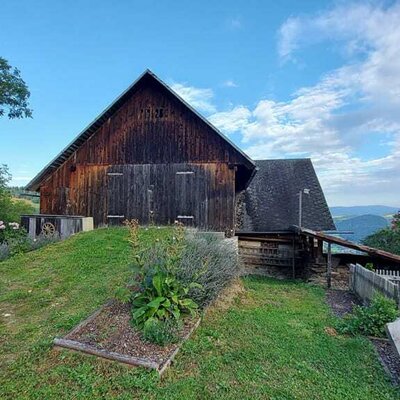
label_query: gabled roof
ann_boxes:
[237,159,335,232]
[26,69,255,191]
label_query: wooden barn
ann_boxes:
[26,70,256,231]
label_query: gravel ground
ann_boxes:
[372,338,400,385]
[326,289,361,317]
[326,289,400,385]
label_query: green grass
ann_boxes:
[0,228,398,399]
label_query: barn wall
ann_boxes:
[40,163,235,230]
[39,77,246,230]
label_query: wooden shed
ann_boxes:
[26,70,256,231]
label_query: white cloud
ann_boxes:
[208,106,251,135]
[210,2,400,205]
[222,79,238,88]
[170,82,216,114]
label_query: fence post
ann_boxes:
[327,242,332,289]
[349,264,355,292]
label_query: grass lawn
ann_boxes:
[0,227,398,399]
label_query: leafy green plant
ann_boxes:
[131,269,199,328]
[337,293,399,337]
[365,262,374,271]
[114,287,132,304]
[142,318,181,346]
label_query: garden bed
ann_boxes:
[54,300,200,376]
[326,289,400,385]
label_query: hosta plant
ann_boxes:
[131,268,200,328]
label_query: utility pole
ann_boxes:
[298,188,310,228]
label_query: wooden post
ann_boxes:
[292,235,296,279]
[327,242,332,289]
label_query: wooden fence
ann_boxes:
[375,269,400,283]
[349,264,400,306]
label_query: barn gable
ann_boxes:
[26,70,255,192]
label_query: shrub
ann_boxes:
[28,232,60,251]
[0,242,10,261]
[131,268,199,328]
[0,165,35,223]
[142,318,181,346]
[176,233,241,308]
[0,228,60,261]
[0,221,26,243]
[337,293,399,337]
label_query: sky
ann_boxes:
[0,0,399,207]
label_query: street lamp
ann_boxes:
[298,188,310,228]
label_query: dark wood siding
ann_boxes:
[41,163,235,230]
[39,76,243,230]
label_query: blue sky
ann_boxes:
[1,0,399,206]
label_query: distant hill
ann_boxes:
[334,214,389,243]
[330,205,399,217]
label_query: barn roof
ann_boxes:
[26,69,255,191]
[238,159,335,232]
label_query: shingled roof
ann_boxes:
[237,159,335,232]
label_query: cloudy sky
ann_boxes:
[1,0,399,206]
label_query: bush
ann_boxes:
[29,232,60,251]
[0,229,60,262]
[337,293,399,337]
[131,268,199,328]
[142,318,181,346]
[176,233,241,308]
[0,221,27,243]
[0,165,35,224]
[0,242,10,261]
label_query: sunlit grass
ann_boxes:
[0,228,397,399]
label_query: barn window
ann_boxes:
[139,107,167,119]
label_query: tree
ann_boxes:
[0,164,35,223]
[0,57,32,119]
[363,211,400,255]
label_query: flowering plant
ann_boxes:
[0,221,26,244]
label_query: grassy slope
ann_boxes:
[0,228,398,399]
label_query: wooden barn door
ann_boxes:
[173,165,207,228]
[106,166,126,225]
[106,163,233,230]
[107,165,152,225]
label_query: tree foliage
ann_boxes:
[363,211,400,255]
[0,57,32,119]
[0,164,35,223]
